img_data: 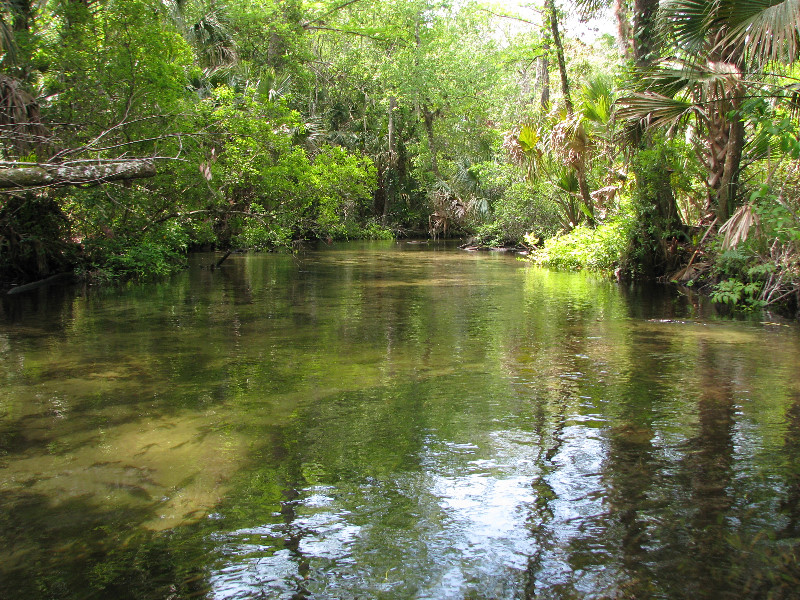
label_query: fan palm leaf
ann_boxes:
[719,202,759,250]
[723,0,800,66]
[659,0,722,56]
[616,91,699,131]
[580,75,615,126]
[661,0,800,67]
[617,58,748,136]
[572,0,609,19]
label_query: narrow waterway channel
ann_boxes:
[1,241,799,599]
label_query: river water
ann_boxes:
[1,242,799,599]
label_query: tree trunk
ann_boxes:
[613,0,632,59]
[633,0,660,67]
[534,52,550,109]
[545,0,573,114]
[383,95,397,221]
[708,32,746,223]
[422,104,441,179]
[577,170,595,225]
[388,97,396,159]
[629,0,683,277]
[0,159,157,189]
[716,113,745,222]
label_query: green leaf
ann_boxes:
[518,125,538,153]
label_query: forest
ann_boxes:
[0,0,798,314]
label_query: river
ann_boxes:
[1,241,799,599]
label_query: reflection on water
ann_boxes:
[1,241,800,599]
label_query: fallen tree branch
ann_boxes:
[6,272,75,296]
[673,217,718,281]
[213,250,232,269]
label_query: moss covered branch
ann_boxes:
[0,159,156,190]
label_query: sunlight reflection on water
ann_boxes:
[2,244,800,599]
[209,428,542,600]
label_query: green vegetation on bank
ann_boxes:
[0,1,798,314]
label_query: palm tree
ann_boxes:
[507,76,619,230]
[617,0,800,222]
[664,0,800,68]
[161,0,237,70]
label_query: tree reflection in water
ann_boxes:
[1,245,799,599]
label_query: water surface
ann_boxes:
[1,242,799,599]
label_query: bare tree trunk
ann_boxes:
[422,104,441,179]
[415,14,442,181]
[0,159,156,189]
[545,0,572,114]
[545,1,590,220]
[383,95,397,221]
[519,64,532,100]
[534,52,550,109]
[577,169,595,225]
[388,96,396,158]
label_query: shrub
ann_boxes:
[527,212,634,272]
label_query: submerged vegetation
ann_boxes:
[0,0,798,314]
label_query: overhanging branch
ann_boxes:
[0,159,157,190]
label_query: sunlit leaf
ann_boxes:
[517,125,538,153]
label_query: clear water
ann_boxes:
[1,241,799,599]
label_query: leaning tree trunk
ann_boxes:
[0,159,156,189]
[546,0,592,221]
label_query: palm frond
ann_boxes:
[0,0,19,66]
[0,21,15,66]
[553,166,580,195]
[634,59,743,97]
[723,0,800,66]
[190,12,237,67]
[452,157,481,195]
[659,0,720,55]
[615,91,698,131]
[572,0,610,20]
[719,203,758,250]
[0,73,48,154]
[580,75,615,125]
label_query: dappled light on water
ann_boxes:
[1,242,799,599]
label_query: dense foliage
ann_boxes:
[0,0,798,314]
